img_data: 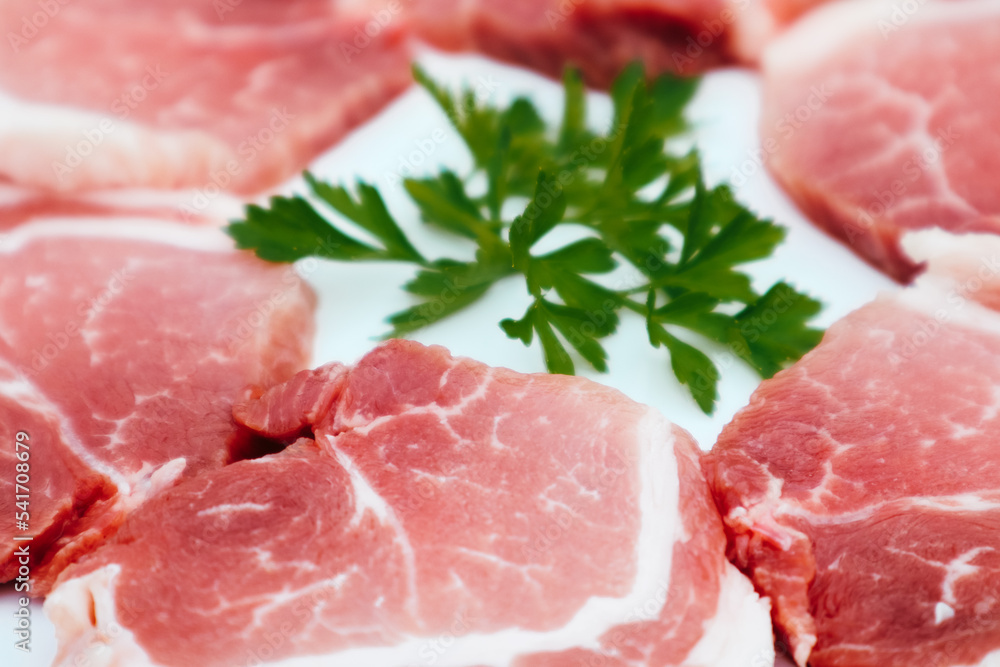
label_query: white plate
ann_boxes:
[1,52,892,667]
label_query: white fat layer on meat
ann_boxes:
[44,565,162,667]
[121,458,188,513]
[903,230,1000,290]
[197,502,273,517]
[0,88,233,193]
[324,433,422,621]
[0,351,188,506]
[0,182,241,221]
[763,0,1000,80]
[963,649,1000,666]
[883,242,1000,341]
[280,410,684,666]
[941,548,992,607]
[779,493,1000,529]
[683,563,774,666]
[0,183,33,206]
[45,410,771,666]
[0,217,236,254]
[762,1,887,77]
[0,356,129,491]
[178,11,333,45]
[726,0,779,65]
[935,602,955,625]
[90,188,245,220]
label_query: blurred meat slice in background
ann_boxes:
[0,205,316,593]
[404,0,741,87]
[759,0,1000,282]
[0,0,413,196]
[403,0,840,87]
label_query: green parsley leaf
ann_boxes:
[228,63,824,414]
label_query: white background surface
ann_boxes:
[1,52,894,666]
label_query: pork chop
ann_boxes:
[45,340,774,667]
[706,230,1000,666]
[0,0,412,196]
[0,209,316,592]
[758,0,1000,281]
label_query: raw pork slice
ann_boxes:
[46,340,774,667]
[758,0,1000,281]
[0,211,315,592]
[705,231,1000,666]
[0,0,412,195]
[405,0,744,87]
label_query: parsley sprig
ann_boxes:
[228,64,823,414]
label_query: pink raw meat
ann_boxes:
[0,208,316,592]
[45,340,774,667]
[706,230,1000,666]
[758,0,1000,281]
[404,0,837,85]
[406,0,745,87]
[0,0,412,195]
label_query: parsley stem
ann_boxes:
[620,298,648,317]
[226,64,824,414]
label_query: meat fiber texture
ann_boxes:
[0,208,316,594]
[44,340,774,667]
[0,0,413,196]
[758,0,1000,282]
[705,229,1000,667]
